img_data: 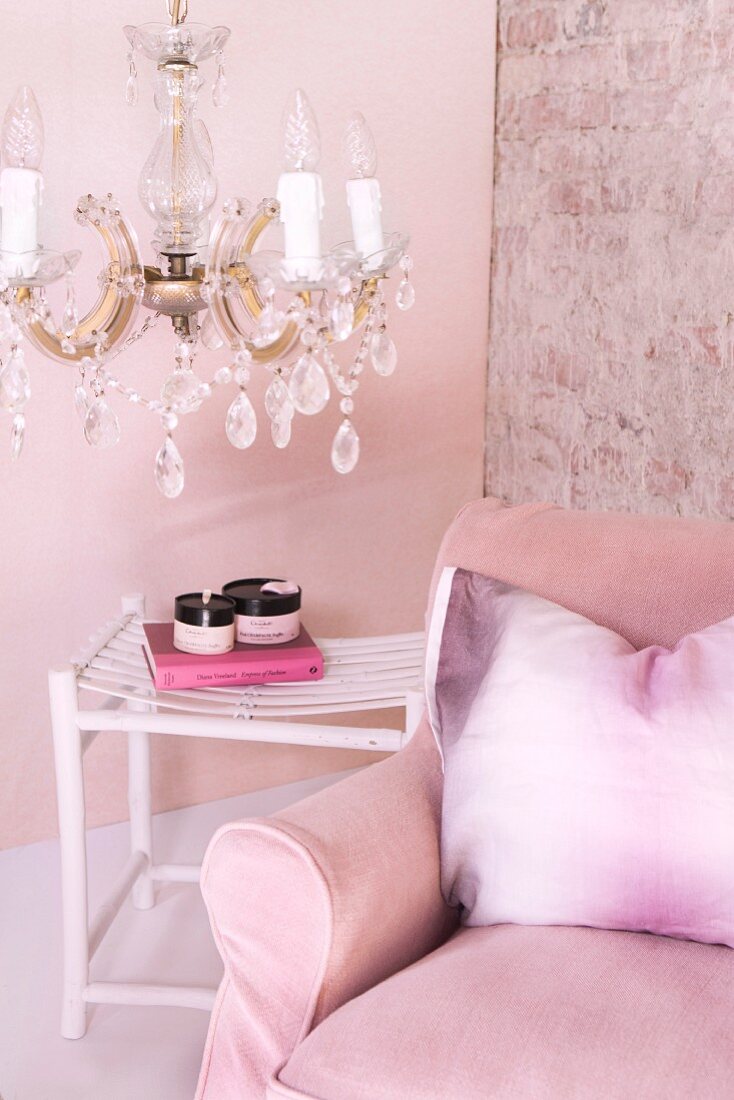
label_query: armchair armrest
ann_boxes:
[195,717,457,1100]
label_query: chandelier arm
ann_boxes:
[206,202,301,362]
[14,195,144,366]
[206,199,384,362]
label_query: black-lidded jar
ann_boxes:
[173,590,236,655]
[222,578,301,645]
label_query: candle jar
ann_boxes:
[222,578,302,645]
[173,591,236,655]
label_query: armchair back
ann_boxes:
[430,497,734,650]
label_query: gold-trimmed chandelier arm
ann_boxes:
[16,194,144,366]
[206,198,384,362]
[206,200,301,362]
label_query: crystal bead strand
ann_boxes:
[370,299,397,376]
[74,360,90,422]
[156,334,186,495]
[395,254,415,311]
[0,330,30,460]
[329,276,355,342]
[73,314,163,422]
[61,272,79,340]
[324,294,382,475]
[10,413,24,461]
[59,293,82,354]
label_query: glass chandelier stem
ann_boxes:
[172,72,184,248]
[139,69,217,255]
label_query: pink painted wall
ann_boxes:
[488,0,734,514]
[0,0,496,849]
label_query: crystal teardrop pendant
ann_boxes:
[0,357,31,412]
[211,65,227,108]
[10,412,24,461]
[155,436,185,498]
[396,279,415,311]
[370,331,398,376]
[331,418,360,475]
[271,415,292,449]
[288,353,330,416]
[84,398,121,449]
[74,384,89,422]
[200,310,224,351]
[329,299,355,342]
[160,370,203,414]
[265,375,294,423]
[125,55,138,107]
[225,391,257,449]
[62,281,79,338]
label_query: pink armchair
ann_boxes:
[196,498,734,1100]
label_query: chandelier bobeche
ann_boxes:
[0,0,413,496]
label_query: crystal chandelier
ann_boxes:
[0,0,414,496]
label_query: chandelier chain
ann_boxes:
[100,311,162,370]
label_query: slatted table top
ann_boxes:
[74,614,425,719]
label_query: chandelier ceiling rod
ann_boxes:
[167,0,187,27]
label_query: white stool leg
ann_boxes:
[49,664,89,1040]
[121,594,155,911]
[128,726,155,909]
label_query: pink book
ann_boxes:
[142,623,324,691]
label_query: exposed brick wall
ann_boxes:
[487,0,734,516]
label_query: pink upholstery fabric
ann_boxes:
[198,496,734,1099]
[195,718,456,1100]
[428,498,734,649]
[273,924,734,1100]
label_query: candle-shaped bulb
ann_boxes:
[1,86,44,170]
[282,89,320,172]
[344,111,384,263]
[343,111,377,179]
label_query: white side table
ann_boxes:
[49,593,425,1039]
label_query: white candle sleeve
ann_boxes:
[276,170,324,280]
[346,176,384,265]
[0,167,42,251]
[0,166,43,274]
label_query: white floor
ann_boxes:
[0,769,355,1100]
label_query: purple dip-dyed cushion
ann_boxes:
[426,566,734,947]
